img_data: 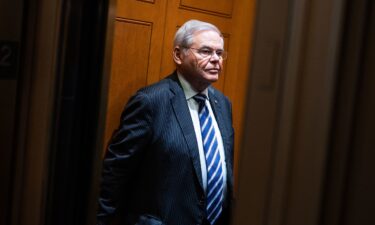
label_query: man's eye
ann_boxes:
[200,49,212,55]
[216,51,223,56]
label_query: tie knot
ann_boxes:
[193,93,207,112]
[193,93,207,103]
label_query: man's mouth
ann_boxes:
[206,68,220,73]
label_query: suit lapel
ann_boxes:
[169,75,204,191]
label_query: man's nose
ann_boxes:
[209,52,220,61]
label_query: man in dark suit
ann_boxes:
[97,19,234,225]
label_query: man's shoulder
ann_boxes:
[136,73,178,98]
[208,86,231,103]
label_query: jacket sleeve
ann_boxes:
[97,91,153,225]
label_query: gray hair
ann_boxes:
[173,20,223,50]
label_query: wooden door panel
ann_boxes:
[104,0,167,148]
[137,0,155,4]
[117,0,163,19]
[116,0,167,84]
[179,0,234,17]
[104,19,152,145]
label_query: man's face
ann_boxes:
[177,30,224,91]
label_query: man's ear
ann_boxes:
[173,46,183,65]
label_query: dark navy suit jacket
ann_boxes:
[97,72,234,225]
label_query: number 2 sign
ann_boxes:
[0,41,19,79]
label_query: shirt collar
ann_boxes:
[177,72,209,100]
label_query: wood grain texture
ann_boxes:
[179,0,233,17]
[104,19,152,148]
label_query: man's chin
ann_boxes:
[202,70,219,79]
[206,74,219,83]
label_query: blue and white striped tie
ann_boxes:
[194,93,224,225]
